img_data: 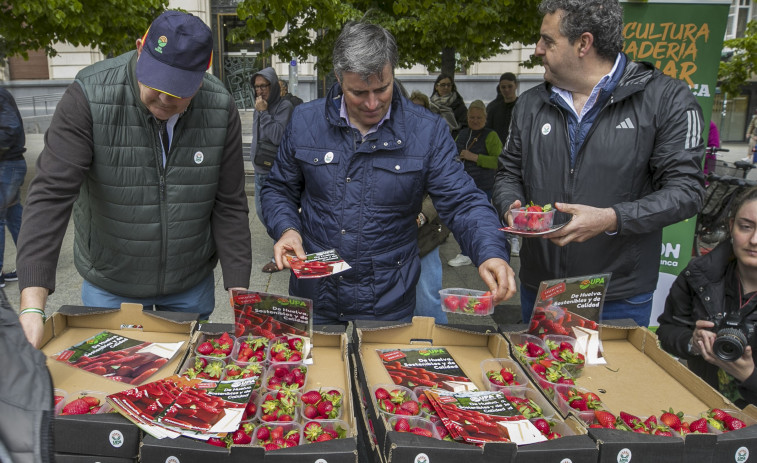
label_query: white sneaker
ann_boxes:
[510,237,520,257]
[448,254,473,267]
[743,156,753,162]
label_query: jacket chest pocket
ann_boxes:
[370,158,424,208]
[295,149,342,202]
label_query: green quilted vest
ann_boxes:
[72,50,230,298]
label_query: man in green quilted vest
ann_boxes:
[16,11,252,348]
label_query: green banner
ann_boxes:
[621,0,730,325]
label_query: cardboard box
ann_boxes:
[54,453,136,463]
[353,317,599,463]
[139,324,359,462]
[43,303,195,458]
[504,326,757,463]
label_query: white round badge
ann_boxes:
[193,151,204,164]
[325,152,334,163]
[108,430,124,448]
[541,123,552,136]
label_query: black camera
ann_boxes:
[711,313,756,362]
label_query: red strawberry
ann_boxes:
[316,432,334,441]
[394,418,410,432]
[532,418,550,435]
[526,342,546,358]
[568,396,588,411]
[374,387,390,400]
[81,396,100,407]
[197,341,214,356]
[659,409,682,431]
[443,295,460,312]
[709,408,729,421]
[256,426,270,441]
[317,400,334,417]
[689,418,709,433]
[231,428,252,445]
[399,400,420,416]
[207,437,227,447]
[724,415,747,431]
[61,398,91,415]
[594,410,616,429]
[304,421,324,442]
[620,411,645,432]
[653,427,673,437]
[301,390,322,405]
[410,427,434,438]
[303,404,318,419]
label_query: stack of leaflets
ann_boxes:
[107,375,257,440]
[53,331,184,385]
[422,389,547,445]
[377,347,477,392]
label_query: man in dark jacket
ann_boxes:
[0,88,27,287]
[251,68,294,273]
[261,22,515,324]
[279,79,303,107]
[486,72,518,144]
[17,11,252,348]
[492,0,705,326]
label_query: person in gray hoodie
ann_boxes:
[251,67,295,272]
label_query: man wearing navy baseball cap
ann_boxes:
[16,10,252,348]
[135,10,214,99]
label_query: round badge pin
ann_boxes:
[541,123,552,136]
[194,151,204,164]
[325,152,334,163]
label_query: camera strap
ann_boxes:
[737,279,757,320]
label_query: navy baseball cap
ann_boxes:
[135,11,213,99]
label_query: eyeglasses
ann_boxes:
[437,83,452,88]
[254,83,271,90]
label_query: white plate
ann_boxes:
[499,219,571,237]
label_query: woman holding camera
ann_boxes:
[658,187,757,407]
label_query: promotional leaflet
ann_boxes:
[231,290,312,340]
[423,389,546,445]
[286,249,351,278]
[377,347,476,392]
[53,331,184,385]
[529,274,610,365]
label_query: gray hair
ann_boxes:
[332,22,398,82]
[538,0,623,62]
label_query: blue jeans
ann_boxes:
[81,272,216,320]
[254,171,268,226]
[414,247,447,324]
[0,159,26,271]
[520,285,654,327]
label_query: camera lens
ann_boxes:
[713,328,748,361]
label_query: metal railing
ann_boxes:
[14,93,63,117]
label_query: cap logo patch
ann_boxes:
[155,35,168,54]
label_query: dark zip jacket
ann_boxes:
[492,57,705,300]
[657,241,757,406]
